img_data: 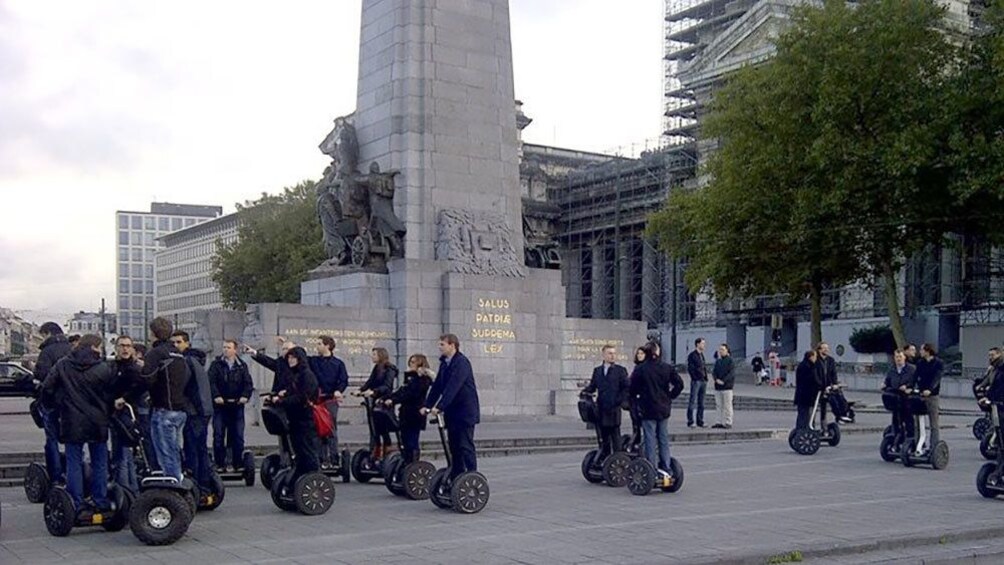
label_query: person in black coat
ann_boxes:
[249,338,296,393]
[629,342,684,472]
[686,338,709,428]
[882,349,917,438]
[40,335,120,512]
[138,318,192,482]
[916,343,944,445]
[711,344,735,429]
[581,345,630,459]
[34,322,73,486]
[209,339,254,472]
[361,347,399,459]
[110,335,145,492]
[422,334,481,480]
[270,346,320,481]
[793,350,822,429]
[385,354,434,465]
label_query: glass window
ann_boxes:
[131,216,142,229]
[130,231,140,245]
[143,233,154,246]
[119,297,129,310]
[145,297,154,311]
[144,248,154,261]
[118,215,129,229]
[131,264,143,278]
[144,265,154,278]
[132,248,143,261]
[132,280,144,294]
[171,218,182,230]
[185,218,196,227]
[145,280,154,294]
[159,217,170,231]
[144,217,155,230]
[132,296,144,309]
[118,278,129,292]
[118,247,129,261]
[118,262,128,276]
[119,231,129,245]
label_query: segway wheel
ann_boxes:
[980,434,997,461]
[294,473,335,516]
[826,423,841,447]
[129,489,193,546]
[901,439,916,467]
[242,452,256,487]
[384,457,405,497]
[450,472,489,514]
[931,441,949,470]
[626,459,655,496]
[791,428,821,456]
[351,450,372,483]
[977,463,1000,498]
[269,471,297,512]
[403,461,436,500]
[429,468,452,509]
[787,429,797,451]
[260,453,281,491]
[24,462,50,504]
[101,485,131,532]
[201,471,226,511]
[879,435,899,462]
[974,417,992,440]
[581,450,603,484]
[601,453,632,488]
[340,449,352,483]
[663,458,684,493]
[883,425,893,437]
[43,487,75,537]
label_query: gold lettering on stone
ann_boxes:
[470,297,515,356]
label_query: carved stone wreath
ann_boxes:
[435,208,527,278]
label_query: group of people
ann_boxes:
[793,341,855,430]
[876,343,944,443]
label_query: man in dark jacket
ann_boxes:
[308,336,349,467]
[712,344,735,429]
[686,338,708,428]
[916,343,944,445]
[172,331,214,489]
[140,318,192,481]
[249,338,296,393]
[882,349,917,438]
[582,345,629,459]
[629,342,684,472]
[209,339,254,472]
[422,334,480,480]
[34,321,73,487]
[40,334,119,511]
[815,342,851,423]
[110,335,144,492]
[794,351,822,429]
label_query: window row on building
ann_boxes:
[157,290,221,313]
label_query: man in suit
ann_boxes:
[686,338,708,428]
[582,345,630,459]
[422,334,481,480]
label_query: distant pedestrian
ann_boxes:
[686,338,708,428]
[712,344,735,429]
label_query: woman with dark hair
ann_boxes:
[385,354,434,465]
[634,347,647,366]
[794,350,821,429]
[361,347,399,459]
[272,346,320,481]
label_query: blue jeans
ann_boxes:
[110,428,138,492]
[41,407,64,483]
[65,442,108,510]
[687,380,706,426]
[641,418,671,471]
[151,409,187,481]
[183,415,212,489]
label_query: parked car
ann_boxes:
[0,361,36,397]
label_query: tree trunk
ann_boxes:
[809,282,823,347]
[882,262,907,348]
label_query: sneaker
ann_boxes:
[697,423,706,428]
[687,423,694,428]
[839,416,853,424]
[711,423,724,429]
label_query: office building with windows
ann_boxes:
[115,203,222,341]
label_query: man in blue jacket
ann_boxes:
[209,339,254,472]
[308,336,349,468]
[421,334,480,480]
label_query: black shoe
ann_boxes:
[687,423,694,428]
[697,423,706,428]
[724,424,733,429]
[711,424,724,429]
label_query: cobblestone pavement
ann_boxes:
[2,424,1003,564]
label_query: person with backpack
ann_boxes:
[209,339,254,473]
[34,321,73,488]
[139,318,192,482]
[171,331,214,490]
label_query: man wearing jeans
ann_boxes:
[140,318,193,482]
[686,338,708,428]
[34,322,73,487]
[308,336,349,468]
[629,342,684,473]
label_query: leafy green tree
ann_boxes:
[213,181,325,309]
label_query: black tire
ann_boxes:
[787,429,797,451]
[626,459,655,496]
[827,423,841,447]
[975,417,992,440]
[201,471,225,511]
[977,462,1000,498]
[129,489,192,546]
[429,468,452,509]
[43,487,75,537]
[792,428,821,456]
[601,453,632,488]
[294,473,335,516]
[351,450,372,483]
[269,470,297,512]
[664,458,684,493]
[581,450,603,484]
[383,452,403,483]
[879,436,899,462]
[242,452,256,487]
[931,441,950,470]
[101,485,131,532]
[902,439,916,467]
[340,450,352,483]
[884,425,893,437]
[384,458,405,497]
[980,434,997,461]
[24,462,50,504]
[260,453,281,491]
[403,461,436,501]
[450,472,489,514]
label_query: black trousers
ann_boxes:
[795,405,812,429]
[447,424,477,479]
[598,424,621,459]
[289,417,320,481]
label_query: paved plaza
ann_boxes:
[3,423,1004,564]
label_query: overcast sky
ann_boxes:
[0,0,664,319]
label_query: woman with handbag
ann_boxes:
[271,346,321,482]
[360,347,399,460]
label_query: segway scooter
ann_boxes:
[383,451,437,500]
[625,453,683,496]
[260,396,351,490]
[577,393,632,487]
[974,381,993,440]
[977,399,1004,498]
[788,389,841,456]
[43,482,132,538]
[24,399,80,504]
[213,399,256,486]
[260,396,336,516]
[980,425,999,461]
[350,393,402,483]
[428,413,489,514]
[900,389,949,470]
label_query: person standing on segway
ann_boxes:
[882,350,917,438]
[360,347,399,461]
[794,350,821,430]
[249,338,297,393]
[308,336,349,468]
[270,346,321,481]
[629,342,684,476]
[140,318,193,482]
[110,336,145,492]
[916,344,944,447]
[209,339,253,474]
[385,354,434,465]
[421,334,480,480]
[35,321,73,489]
[171,331,214,493]
[39,335,120,514]
[581,345,629,460]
